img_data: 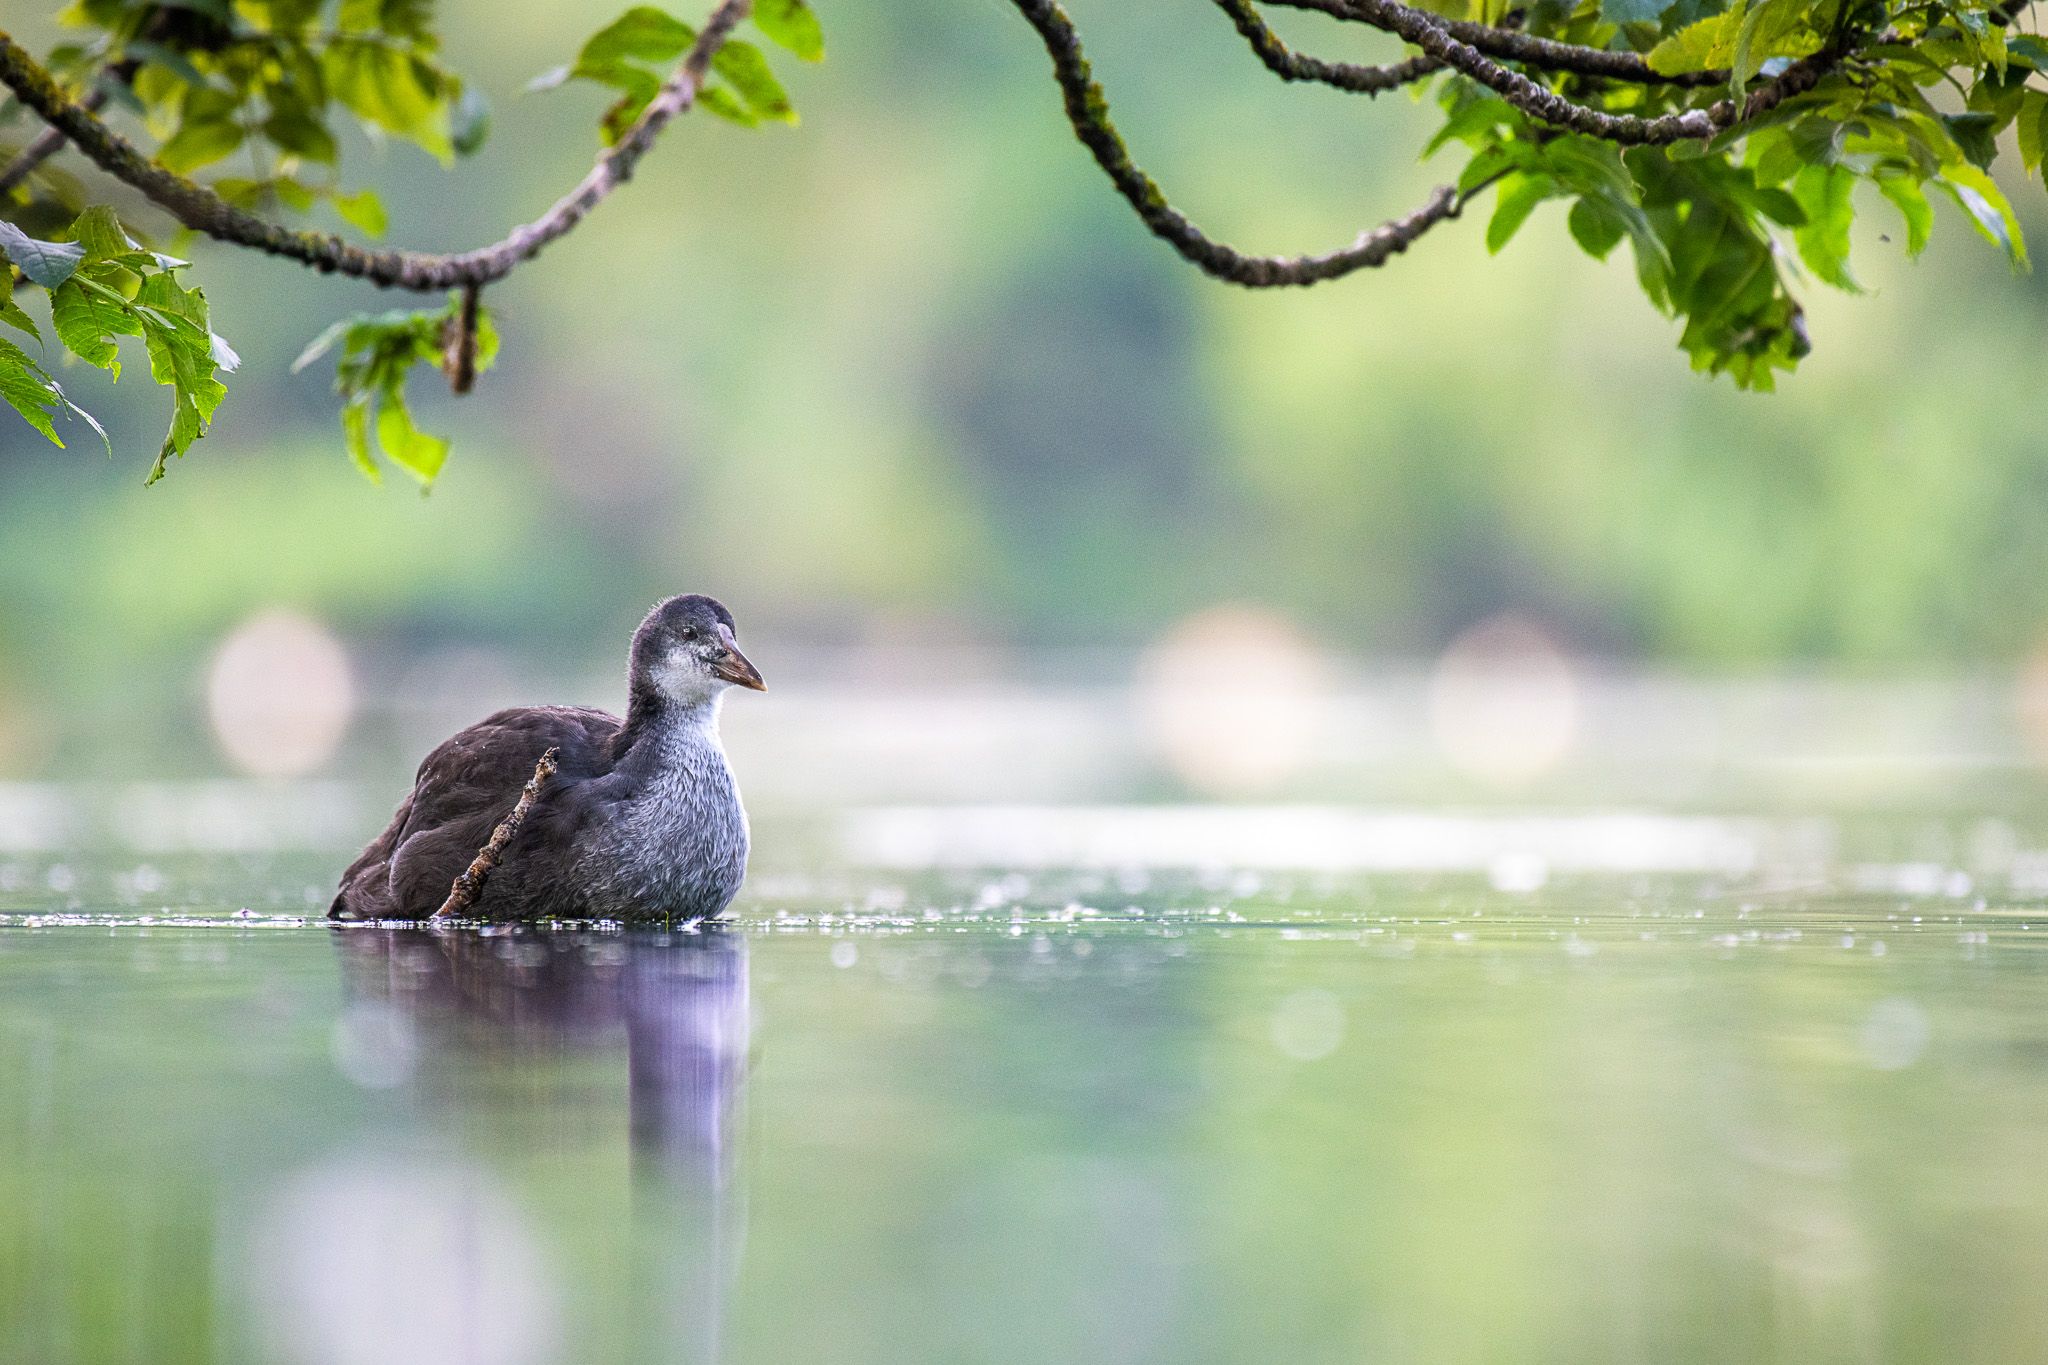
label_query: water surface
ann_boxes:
[3,849,2047,1364]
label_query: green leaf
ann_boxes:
[0,295,40,342]
[131,272,229,483]
[578,7,694,69]
[332,188,390,236]
[127,40,215,91]
[711,40,796,123]
[375,393,449,484]
[1649,7,1745,76]
[341,400,381,483]
[1425,95,1516,159]
[1652,0,1822,81]
[2018,90,2048,175]
[1487,173,1555,253]
[273,179,319,213]
[0,337,64,445]
[755,0,825,60]
[1942,112,2000,171]
[1876,174,1933,256]
[299,295,480,484]
[50,376,110,454]
[326,39,454,162]
[0,335,109,454]
[51,277,140,374]
[451,85,491,156]
[696,84,759,127]
[1731,0,1820,90]
[67,206,133,262]
[157,116,246,173]
[1457,143,1520,195]
[0,222,85,289]
[1568,196,1627,259]
[2012,34,2048,71]
[292,318,354,373]
[1601,0,1676,25]
[1790,163,1858,292]
[263,108,340,164]
[1936,163,2027,267]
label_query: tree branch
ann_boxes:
[1008,0,1464,287]
[0,0,751,291]
[1269,0,1835,143]
[0,48,147,195]
[1240,0,1726,89]
[1433,12,1727,87]
[1212,0,1441,94]
[0,91,100,195]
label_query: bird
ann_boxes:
[329,594,766,924]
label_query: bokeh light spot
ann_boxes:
[1859,997,1930,1071]
[1270,988,1345,1062]
[1428,614,1579,790]
[1136,605,1331,797]
[206,610,355,777]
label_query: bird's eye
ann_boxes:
[678,627,698,642]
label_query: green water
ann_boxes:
[4,858,2048,1364]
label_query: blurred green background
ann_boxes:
[4,0,2048,776]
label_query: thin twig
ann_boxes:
[0,0,751,291]
[1009,0,1463,286]
[0,49,145,195]
[432,747,558,920]
[1212,0,1441,94]
[443,281,482,394]
[0,91,100,195]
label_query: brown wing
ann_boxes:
[331,706,621,920]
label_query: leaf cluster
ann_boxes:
[0,206,237,481]
[292,294,498,486]
[12,0,487,238]
[531,2,823,142]
[1430,0,2042,386]
[0,2,823,484]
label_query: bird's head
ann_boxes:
[629,594,766,709]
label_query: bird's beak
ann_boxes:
[712,625,766,691]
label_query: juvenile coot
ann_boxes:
[330,595,765,923]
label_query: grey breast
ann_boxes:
[573,732,750,918]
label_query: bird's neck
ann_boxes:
[617,686,722,764]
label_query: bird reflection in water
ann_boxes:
[331,924,749,1364]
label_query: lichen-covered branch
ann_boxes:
[1212,0,1441,94]
[432,747,559,920]
[1260,0,1728,87]
[1251,0,1837,143]
[1233,0,1727,90]
[0,0,750,291]
[1432,13,1727,87]
[1008,0,1464,286]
